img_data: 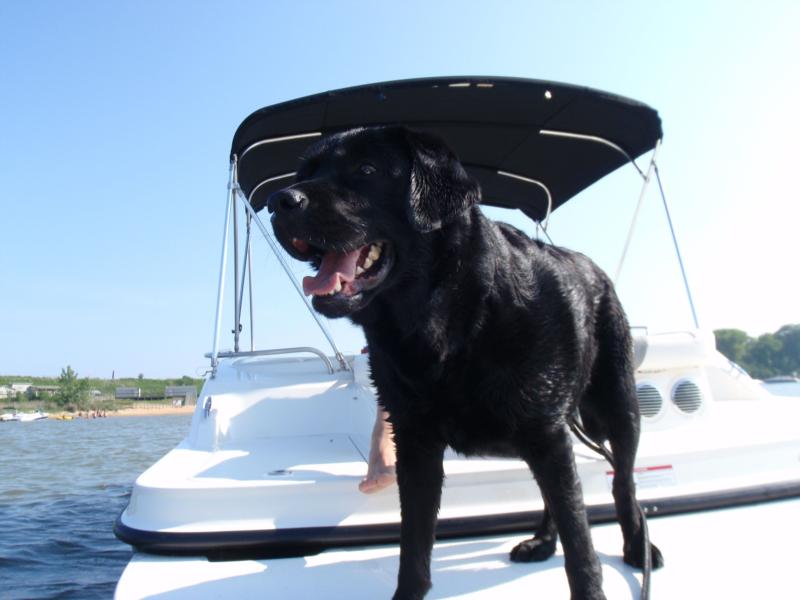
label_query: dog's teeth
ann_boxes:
[368,244,382,261]
[334,279,342,293]
[356,266,365,276]
[362,257,374,270]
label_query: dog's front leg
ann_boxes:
[392,430,446,600]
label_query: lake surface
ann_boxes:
[761,380,800,397]
[0,414,192,600]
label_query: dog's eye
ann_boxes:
[359,163,377,176]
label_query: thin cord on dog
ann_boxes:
[569,419,652,600]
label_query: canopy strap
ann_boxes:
[614,141,660,284]
[655,165,700,328]
[613,141,700,330]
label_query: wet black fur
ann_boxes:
[269,126,662,600]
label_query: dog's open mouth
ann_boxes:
[291,238,393,298]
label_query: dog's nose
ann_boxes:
[267,189,308,214]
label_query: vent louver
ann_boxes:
[636,383,663,418]
[672,380,703,413]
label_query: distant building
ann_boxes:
[0,386,12,398]
[116,387,141,399]
[31,385,59,396]
[11,383,32,394]
[165,385,198,406]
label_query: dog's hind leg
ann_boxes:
[582,320,664,570]
[604,407,664,570]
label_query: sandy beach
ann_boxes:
[44,405,196,419]
[111,405,195,417]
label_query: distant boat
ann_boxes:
[1,410,49,422]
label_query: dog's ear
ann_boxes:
[403,129,481,232]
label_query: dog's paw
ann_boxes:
[391,585,429,600]
[509,536,557,563]
[623,541,664,570]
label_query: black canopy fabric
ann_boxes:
[231,76,662,222]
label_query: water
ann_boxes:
[762,380,800,397]
[0,415,192,599]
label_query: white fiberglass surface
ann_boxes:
[116,497,800,600]
[120,350,800,533]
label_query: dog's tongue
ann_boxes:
[302,249,360,296]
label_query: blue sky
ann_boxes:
[1,1,798,378]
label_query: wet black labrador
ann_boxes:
[268,126,662,600]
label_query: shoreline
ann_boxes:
[43,406,196,419]
[111,405,196,417]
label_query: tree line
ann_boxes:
[714,324,800,380]
[2,367,202,411]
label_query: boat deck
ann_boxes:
[116,496,800,599]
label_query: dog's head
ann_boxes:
[268,126,480,318]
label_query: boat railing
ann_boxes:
[205,347,336,374]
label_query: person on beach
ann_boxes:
[359,407,397,494]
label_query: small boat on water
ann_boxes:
[114,77,800,599]
[1,410,49,422]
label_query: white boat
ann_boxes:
[114,77,800,599]
[18,410,49,421]
[1,410,49,422]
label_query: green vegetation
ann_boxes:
[52,365,90,410]
[1,368,203,413]
[714,324,800,380]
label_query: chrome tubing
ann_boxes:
[539,129,644,178]
[236,222,252,351]
[239,132,322,161]
[496,170,554,231]
[246,213,255,351]
[205,347,336,374]
[247,173,296,204]
[210,160,236,376]
[232,158,241,353]
[614,140,661,285]
[656,166,700,329]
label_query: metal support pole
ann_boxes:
[614,140,661,284]
[656,166,700,329]
[232,159,241,353]
[246,213,255,352]
[210,160,236,376]
[236,225,252,347]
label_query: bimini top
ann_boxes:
[231,76,662,222]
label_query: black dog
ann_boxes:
[268,126,663,600]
